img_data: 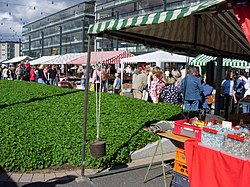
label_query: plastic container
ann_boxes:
[201,126,226,150]
[173,119,202,141]
[175,148,186,164]
[172,171,190,187]
[173,160,188,177]
[222,132,250,159]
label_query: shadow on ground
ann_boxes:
[20,175,77,187]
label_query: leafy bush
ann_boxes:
[0,80,182,171]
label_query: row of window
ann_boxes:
[26,44,83,57]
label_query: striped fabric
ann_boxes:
[189,54,250,67]
[88,0,225,35]
[45,53,85,65]
[67,51,134,65]
[189,54,216,66]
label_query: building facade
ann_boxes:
[22,1,95,57]
[94,0,207,53]
[0,41,20,60]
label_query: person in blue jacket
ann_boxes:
[113,73,121,94]
[181,67,203,112]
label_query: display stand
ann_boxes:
[144,136,168,187]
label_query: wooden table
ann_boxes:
[157,131,189,149]
[157,131,189,143]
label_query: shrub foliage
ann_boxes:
[0,80,182,171]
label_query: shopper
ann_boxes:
[113,73,121,94]
[181,67,203,112]
[221,71,237,120]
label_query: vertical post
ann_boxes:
[81,35,92,177]
[29,35,31,57]
[215,56,223,115]
[115,11,119,51]
[121,62,124,96]
[59,26,62,55]
[41,31,44,56]
[19,38,21,56]
[163,0,167,11]
[82,17,86,52]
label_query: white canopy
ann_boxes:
[45,53,85,65]
[120,50,191,64]
[3,56,33,64]
[29,55,60,65]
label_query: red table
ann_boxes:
[184,139,250,187]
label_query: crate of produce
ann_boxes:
[222,131,250,159]
[173,160,188,177]
[172,171,190,187]
[201,126,226,150]
[175,148,186,164]
[173,119,202,141]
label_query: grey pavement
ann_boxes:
[0,153,175,187]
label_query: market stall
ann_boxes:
[120,50,192,93]
[67,50,134,65]
[29,55,60,65]
[88,0,250,115]
[189,54,250,67]
[82,0,250,181]
[3,56,33,64]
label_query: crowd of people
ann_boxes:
[131,66,212,115]
[0,61,60,85]
[2,60,250,119]
[221,69,250,119]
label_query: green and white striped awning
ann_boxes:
[88,0,225,35]
[189,54,250,67]
[88,0,250,60]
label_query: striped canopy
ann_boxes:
[67,50,134,65]
[189,54,250,67]
[43,53,85,65]
[88,0,250,60]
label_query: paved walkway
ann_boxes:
[0,153,175,184]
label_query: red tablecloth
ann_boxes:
[184,139,250,187]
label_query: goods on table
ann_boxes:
[173,119,250,160]
[222,132,250,159]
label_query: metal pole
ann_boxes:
[82,17,86,52]
[59,26,62,55]
[19,38,22,56]
[81,35,92,177]
[29,35,31,56]
[163,0,167,11]
[41,31,44,56]
[215,56,223,115]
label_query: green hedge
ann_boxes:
[0,80,182,171]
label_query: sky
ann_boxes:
[0,0,85,42]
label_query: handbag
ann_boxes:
[206,94,215,105]
[90,83,95,91]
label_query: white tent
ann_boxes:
[3,56,33,64]
[29,55,60,65]
[120,50,192,94]
[120,50,191,65]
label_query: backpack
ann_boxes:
[235,78,246,99]
[101,71,108,81]
[236,79,245,94]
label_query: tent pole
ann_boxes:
[81,35,92,177]
[215,56,223,115]
[121,61,124,95]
